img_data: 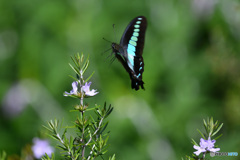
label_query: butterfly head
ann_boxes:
[111,43,120,54]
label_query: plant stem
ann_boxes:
[85,117,103,160]
[87,141,97,160]
[85,116,104,146]
[79,71,86,159]
[81,110,85,159]
[202,152,206,159]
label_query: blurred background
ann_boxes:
[0,0,240,159]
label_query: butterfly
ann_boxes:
[111,16,147,90]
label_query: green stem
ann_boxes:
[81,111,85,159]
[85,117,103,160]
[79,71,86,159]
[86,116,104,146]
[202,152,206,160]
[87,140,97,160]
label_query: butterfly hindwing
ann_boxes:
[131,55,144,90]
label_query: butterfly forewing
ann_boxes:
[120,16,147,56]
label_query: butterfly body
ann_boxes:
[111,16,147,90]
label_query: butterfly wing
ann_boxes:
[120,16,147,57]
[111,16,147,90]
[120,16,147,90]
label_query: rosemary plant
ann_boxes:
[43,53,115,160]
[184,117,223,160]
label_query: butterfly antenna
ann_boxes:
[113,24,117,42]
[102,37,112,43]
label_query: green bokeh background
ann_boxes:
[0,0,240,159]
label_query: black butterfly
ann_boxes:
[111,16,147,90]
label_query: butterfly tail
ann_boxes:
[131,78,144,90]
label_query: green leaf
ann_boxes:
[51,119,58,129]
[68,75,79,82]
[82,56,89,74]
[104,102,107,111]
[103,136,109,146]
[85,71,95,83]
[48,121,54,130]
[86,107,95,111]
[99,122,108,135]
[69,136,73,149]
[109,154,116,160]
[42,125,53,133]
[209,117,214,136]
[57,145,67,151]
[50,134,61,141]
[69,63,80,76]
[214,120,219,128]
[62,128,67,139]
[203,119,207,129]
[94,109,102,118]
[197,129,206,139]
[191,138,198,146]
[212,123,223,137]
[101,150,108,155]
[71,55,79,68]
[80,53,84,63]
[41,153,55,160]
[98,135,103,149]
[105,105,113,118]
[91,121,97,130]
[214,133,223,140]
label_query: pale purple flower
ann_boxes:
[32,138,54,159]
[193,137,220,156]
[64,81,78,96]
[64,81,98,97]
[82,82,98,96]
[2,83,30,118]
